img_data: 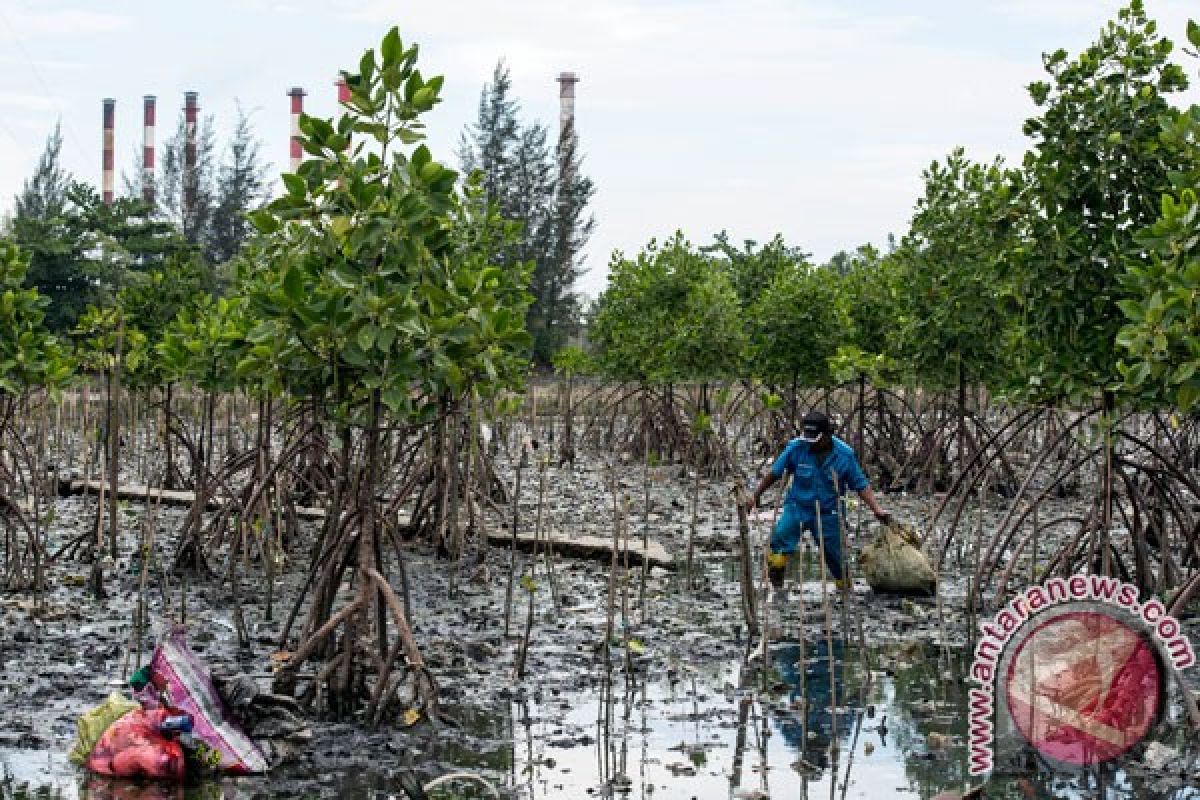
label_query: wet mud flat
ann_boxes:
[1,456,1198,798]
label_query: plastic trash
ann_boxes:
[158,715,193,734]
[69,692,141,765]
[148,626,268,774]
[85,708,186,781]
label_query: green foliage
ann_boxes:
[0,240,71,393]
[72,306,147,378]
[829,345,899,386]
[1016,0,1191,404]
[10,182,192,332]
[240,28,531,424]
[590,233,745,384]
[835,245,904,383]
[892,149,1021,391]
[551,344,592,377]
[13,123,70,222]
[706,232,808,309]
[1118,99,1200,411]
[118,254,218,388]
[158,293,251,394]
[207,107,270,266]
[746,259,847,388]
[159,110,218,249]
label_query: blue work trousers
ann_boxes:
[770,503,844,581]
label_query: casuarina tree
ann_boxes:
[460,61,594,364]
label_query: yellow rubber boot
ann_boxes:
[767,551,788,589]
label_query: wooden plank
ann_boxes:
[485,530,674,569]
[58,479,675,569]
[58,479,326,520]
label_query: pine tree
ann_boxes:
[535,119,594,361]
[208,106,269,266]
[13,123,70,221]
[7,126,86,331]
[458,62,520,212]
[460,61,595,364]
[159,111,217,248]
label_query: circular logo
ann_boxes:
[1003,609,1162,766]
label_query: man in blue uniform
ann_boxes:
[747,410,891,590]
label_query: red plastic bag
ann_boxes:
[85,708,186,782]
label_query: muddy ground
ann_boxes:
[1,446,1198,799]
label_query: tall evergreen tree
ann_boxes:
[123,106,267,272]
[458,62,520,213]
[208,106,270,266]
[460,61,595,364]
[11,181,187,332]
[535,119,594,360]
[13,123,70,222]
[159,111,218,249]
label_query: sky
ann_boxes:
[0,0,1197,298]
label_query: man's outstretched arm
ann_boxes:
[748,471,779,511]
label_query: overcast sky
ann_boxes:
[0,0,1196,296]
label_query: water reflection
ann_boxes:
[4,638,1196,799]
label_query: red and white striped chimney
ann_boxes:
[101,98,115,204]
[287,87,305,172]
[183,91,198,217]
[142,95,156,205]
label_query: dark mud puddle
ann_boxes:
[4,638,1194,799]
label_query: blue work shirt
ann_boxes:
[771,436,869,515]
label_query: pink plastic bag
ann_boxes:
[148,626,269,774]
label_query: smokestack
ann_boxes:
[557,72,578,139]
[287,87,305,173]
[183,91,198,220]
[556,72,579,181]
[102,98,115,204]
[142,95,156,205]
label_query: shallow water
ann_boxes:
[4,636,1194,800]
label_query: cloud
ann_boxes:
[0,91,62,112]
[2,9,130,37]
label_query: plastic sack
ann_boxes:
[148,626,269,774]
[69,692,141,765]
[85,708,186,781]
[859,523,938,595]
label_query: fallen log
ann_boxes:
[57,478,675,569]
[58,478,326,521]
[484,528,673,569]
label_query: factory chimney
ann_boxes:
[183,91,199,222]
[101,98,115,204]
[556,72,579,179]
[287,87,305,173]
[142,95,156,205]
